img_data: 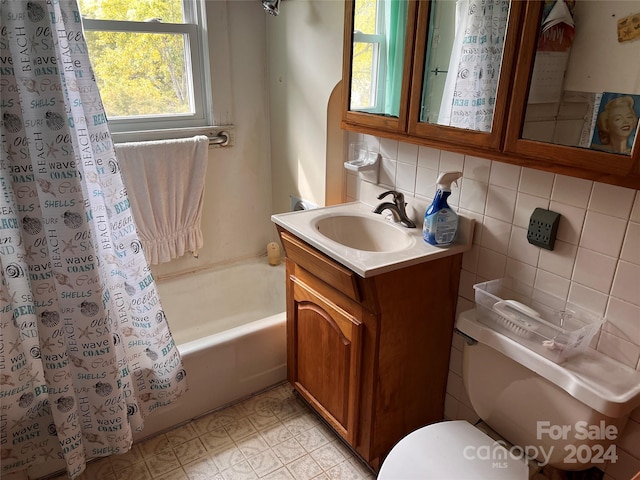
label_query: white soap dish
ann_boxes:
[344,152,379,183]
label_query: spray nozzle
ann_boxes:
[436,171,462,191]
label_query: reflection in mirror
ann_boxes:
[421,0,511,132]
[522,0,640,156]
[350,0,408,117]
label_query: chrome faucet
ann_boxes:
[373,190,416,228]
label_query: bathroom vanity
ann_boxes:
[272,203,473,470]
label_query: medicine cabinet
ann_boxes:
[504,0,640,181]
[407,0,523,150]
[342,0,523,150]
[342,0,640,189]
[342,0,417,133]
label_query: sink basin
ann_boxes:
[313,214,415,252]
[271,202,474,277]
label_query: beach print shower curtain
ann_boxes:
[438,0,509,131]
[0,1,187,478]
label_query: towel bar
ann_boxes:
[209,131,230,147]
[112,128,234,147]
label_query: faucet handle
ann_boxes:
[377,190,405,204]
[374,190,416,228]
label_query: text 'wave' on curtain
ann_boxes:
[0,1,188,478]
[438,0,510,132]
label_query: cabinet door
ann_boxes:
[288,277,363,445]
[504,0,640,186]
[342,0,523,152]
[407,0,524,150]
[341,0,418,134]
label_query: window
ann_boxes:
[350,0,407,118]
[79,0,213,136]
[351,0,387,113]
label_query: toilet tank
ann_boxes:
[457,309,640,471]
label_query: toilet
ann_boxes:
[378,308,640,479]
[378,419,529,478]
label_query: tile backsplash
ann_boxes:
[346,132,640,480]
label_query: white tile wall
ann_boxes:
[573,247,617,293]
[589,183,636,219]
[622,222,640,265]
[551,174,593,208]
[346,132,640,480]
[580,211,628,258]
[519,168,555,198]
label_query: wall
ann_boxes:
[564,1,640,94]
[523,1,640,149]
[345,131,640,479]
[267,0,345,214]
[152,0,346,277]
[152,1,275,279]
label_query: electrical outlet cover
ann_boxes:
[527,208,560,250]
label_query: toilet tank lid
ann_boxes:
[456,309,640,419]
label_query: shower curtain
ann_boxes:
[438,0,510,131]
[383,0,409,117]
[0,1,187,478]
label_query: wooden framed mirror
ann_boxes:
[505,0,640,181]
[407,0,524,150]
[341,0,417,133]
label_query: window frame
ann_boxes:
[351,0,387,114]
[352,31,386,113]
[81,0,215,138]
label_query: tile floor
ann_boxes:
[44,382,376,480]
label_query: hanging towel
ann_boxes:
[115,135,209,264]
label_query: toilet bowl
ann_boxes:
[378,420,529,479]
[379,308,640,479]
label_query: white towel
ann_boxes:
[116,135,209,264]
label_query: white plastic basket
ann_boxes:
[473,278,604,363]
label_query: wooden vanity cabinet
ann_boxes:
[277,229,463,471]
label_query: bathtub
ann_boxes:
[133,257,287,440]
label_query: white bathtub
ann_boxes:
[134,257,287,440]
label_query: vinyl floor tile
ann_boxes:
[39,383,375,480]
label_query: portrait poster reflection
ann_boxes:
[590,92,640,155]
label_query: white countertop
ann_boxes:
[271,202,474,277]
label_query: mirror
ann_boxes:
[521,0,640,156]
[349,0,408,117]
[420,0,511,132]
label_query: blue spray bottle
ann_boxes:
[423,171,462,246]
